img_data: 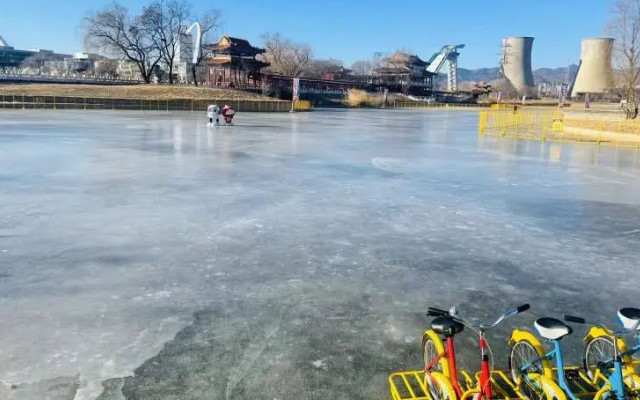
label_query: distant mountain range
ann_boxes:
[450,64,580,84]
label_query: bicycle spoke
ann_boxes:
[595,342,607,360]
[511,340,548,400]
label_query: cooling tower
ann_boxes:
[570,38,614,96]
[501,37,535,95]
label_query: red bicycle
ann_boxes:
[422,304,530,400]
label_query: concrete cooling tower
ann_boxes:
[570,38,614,97]
[501,37,535,95]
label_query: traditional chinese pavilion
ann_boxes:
[373,52,435,95]
[202,35,269,88]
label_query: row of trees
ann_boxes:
[85,1,220,84]
[262,33,355,79]
[85,1,389,85]
[609,0,640,108]
[261,33,385,79]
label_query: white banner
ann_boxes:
[292,78,300,102]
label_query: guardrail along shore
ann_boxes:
[0,95,312,112]
[387,101,489,109]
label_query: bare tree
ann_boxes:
[261,33,312,77]
[95,59,119,78]
[305,58,344,79]
[20,53,48,70]
[186,10,221,86]
[489,78,518,99]
[141,0,190,84]
[608,0,640,110]
[85,3,162,83]
[350,60,374,76]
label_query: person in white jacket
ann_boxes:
[207,104,221,125]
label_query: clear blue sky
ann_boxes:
[0,0,612,69]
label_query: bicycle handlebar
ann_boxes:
[476,303,530,329]
[564,314,640,336]
[426,303,530,331]
[426,307,448,317]
[564,315,586,324]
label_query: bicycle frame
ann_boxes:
[590,334,640,397]
[608,337,640,368]
[621,341,640,359]
[425,337,464,398]
[478,334,493,400]
[424,304,529,400]
[423,330,494,400]
[518,339,628,400]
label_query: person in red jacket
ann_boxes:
[221,104,236,125]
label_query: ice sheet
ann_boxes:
[0,109,639,399]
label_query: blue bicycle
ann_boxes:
[509,308,640,400]
[565,308,640,397]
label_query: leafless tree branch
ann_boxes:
[608,0,640,108]
[261,33,312,78]
[85,2,162,83]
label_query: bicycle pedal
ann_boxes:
[564,370,580,381]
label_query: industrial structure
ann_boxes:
[171,23,203,82]
[570,38,614,97]
[501,37,535,95]
[427,45,465,91]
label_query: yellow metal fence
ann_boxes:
[390,102,488,110]
[293,100,312,111]
[479,108,640,148]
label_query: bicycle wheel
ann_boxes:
[425,371,456,400]
[584,336,616,381]
[510,340,548,400]
[424,337,444,373]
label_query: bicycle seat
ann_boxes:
[431,316,464,337]
[534,317,573,340]
[617,308,640,331]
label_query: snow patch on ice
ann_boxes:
[311,359,328,370]
[370,157,404,173]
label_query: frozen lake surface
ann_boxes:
[1,109,640,399]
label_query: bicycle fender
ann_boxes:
[584,326,614,342]
[533,373,568,400]
[508,329,541,347]
[428,371,457,400]
[509,329,554,379]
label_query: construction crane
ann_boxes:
[426,44,465,91]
